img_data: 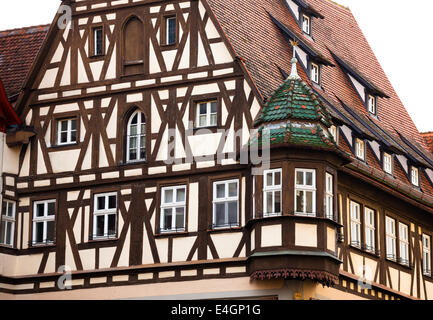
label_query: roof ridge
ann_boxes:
[321,0,352,15]
[0,24,50,38]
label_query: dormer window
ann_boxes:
[355,138,365,160]
[302,14,311,34]
[367,94,376,115]
[411,166,419,187]
[310,62,320,84]
[383,152,392,174]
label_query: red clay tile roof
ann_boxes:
[0,24,49,99]
[422,132,433,153]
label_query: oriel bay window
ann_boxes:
[32,200,56,245]
[213,179,239,228]
[325,173,334,220]
[127,110,146,162]
[295,169,316,216]
[263,169,282,217]
[0,200,15,246]
[160,186,186,233]
[423,234,431,276]
[93,193,117,240]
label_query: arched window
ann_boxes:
[123,16,144,75]
[126,111,146,162]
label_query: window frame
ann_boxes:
[159,185,187,233]
[398,222,410,266]
[325,172,334,220]
[0,199,16,247]
[263,168,282,217]
[310,62,320,84]
[92,192,118,241]
[301,14,311,35]
[411,166,419,187]
[383,152,393,175]
[423,233,431,277]
[32,199,56,246]
[57,117,78,146]
[161,15,178,47]
[294,168,316,216]
[385,216,397,261]
[349,200,361,248]
[91,25,104,57]
[364,207,376,253]
[367,94,377,115]
[355,138,365,161]
[195,100,218,129]
[126,110,147,163]
[329,125,338,143]
[212,179,240,229]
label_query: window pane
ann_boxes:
[199,115,207,127]
[176,188,186,202]
[296,171,303,185]
[61,132,68,143]
[36,203,45,217]
[96,215,105,237]
[108,195,116,209]
[306,171,313,186]
[266,192,273,214]
[216,184,225,199]
[199,103,207,115]
[35,222,44,243]
[108,214,116,236]
[167,17,176,44]
[2,201,6,217]
[7,202,14,217]
[130,124,138,136]
[275,171,281,185]
[129,149,137,161]
[46,221,55,242]
[211,102,217,113]
[71,130,77,142]
[97,197,105,210]
[61,121,68,131]
[164,189,173,203]
[175,207,185,229]
[0,221,6,244]
[163,208,173,230]
[71,119,77,130]
[210,114,217,126]
[131,114,138,125]
[296,190,304,212]
[215,203,226,226]
[48,202,55,216]
[228,182,237,197]
[228,201,238,225]
[4,222,11,245]
[275,191,281,213]
[266,172,273,186]
[306,191,313,213]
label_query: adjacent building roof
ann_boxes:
[0,25,48,100]
[422,132,433,154]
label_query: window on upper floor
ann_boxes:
[350,200,361,248]
[123,16,144,75]
[160,186,186,233]
[93,193,117,240]
[213,179,239,229]
[399,222,409,266]
[423,234,431,276]
[367,94,377,115]
[383,152,393,175]
[329,125,338,143]
[263,169,282,217]
[32,200,56,246]
[385,216,397,261]
[325,172,334,220]
[386,216,410,266]
[310,62,320,84]
[92,26,104,56]
[195,100,218,128]
[364,207,376,253]
[411,166,419,187]
[302,14,311,35]
[355,138,365,160]
[295,169,316,216]
[350,200,377,253]
[126,110,146,163]
[57,118,77,146]
[0,200,15,247]
[163,16,177,46]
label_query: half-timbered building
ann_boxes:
[1,0,433,300]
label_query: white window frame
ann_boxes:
[263,169,282,217]
[329,125,338,143]
[294,168,316,216]
[0,200,15,247]
[367,94,376,115]
[93,192,117,240]
[311,62,319,84]
[355,138,365,160]
[364,207,375,253]
[166,16,177,45]
[160,185,187,233]
[57,118,77,145]
[212,179,239,229]
[302,14,311,34]
[32,200,56,246]
[126,110,146,163]
[195,100,217,128]
[386,216,397,261]
[350,201,361,248]
[93,26,103,56]
[325,173,334,220]
[411,166,419,187]
[423,234,431,276]
[383,152,393,174]
[399,222,409,266]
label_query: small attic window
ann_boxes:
[367,94,376,115]
[383,152,393,174]
[329,125,338,143]
[302,14,311,35]
[411,166,419,187]
[355,138,365,160]
[310,62,320,84]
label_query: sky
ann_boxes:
[0,0,432,132]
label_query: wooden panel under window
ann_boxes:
[122,17,144,76]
